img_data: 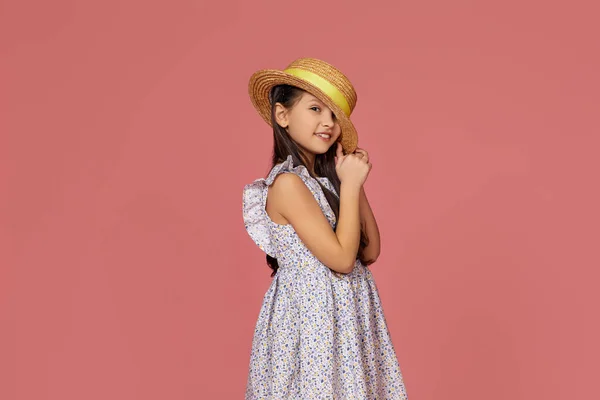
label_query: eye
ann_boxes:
[310,106,321,112]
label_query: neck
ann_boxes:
[299,150,316,175]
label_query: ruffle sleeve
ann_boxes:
[242,155,315,257]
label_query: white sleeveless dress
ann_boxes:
[242,155,408,399]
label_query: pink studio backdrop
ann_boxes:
[2,1,599,399]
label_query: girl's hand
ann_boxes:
[352,148,371,191]
[335,142,371,188]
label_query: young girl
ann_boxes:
[243,58,408,399]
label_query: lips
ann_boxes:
[315,132,332,140]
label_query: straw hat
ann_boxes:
[248,57,359,154]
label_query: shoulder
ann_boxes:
[268,172,314,204]
[271,171,307,190]
[243,155,320,211]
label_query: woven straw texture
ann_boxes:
[248,58,359,154]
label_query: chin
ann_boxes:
[311,140,336,153]
[312,146,332,155]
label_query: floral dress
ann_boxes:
[242,155,408,399]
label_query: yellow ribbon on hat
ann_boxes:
[284,68,351,117]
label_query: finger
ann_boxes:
[335,142,345,166]
[336,142,343,159]
[354,149,369,163]
[355,154,368,164]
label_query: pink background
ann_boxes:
[2,1,599,399]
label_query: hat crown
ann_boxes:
[285,58,357,113]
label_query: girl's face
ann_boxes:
[275,92,342,156]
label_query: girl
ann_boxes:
[243,58,408,399]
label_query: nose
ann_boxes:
[321,110,335,128]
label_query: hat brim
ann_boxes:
[248,69,358,154]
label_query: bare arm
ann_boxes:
[359,186,381,265]
[267,173,362,274]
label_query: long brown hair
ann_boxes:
[265,84,368,277]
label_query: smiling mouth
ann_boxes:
[315,133,332,140]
